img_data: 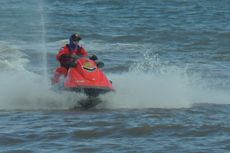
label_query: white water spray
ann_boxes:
[0,40,229,110]
[101,53,192,109]
[38,0,48,83]
[100,51,230,109]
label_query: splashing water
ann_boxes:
[0,71,87,110]
[0,42,229,110]
[0,42,85,110]
[101,51,230,109]
[38,0,48,83]
[101,52,192,109]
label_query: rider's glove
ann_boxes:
[90,54,98,61]
[69,62,76,67]
[97,61,104,68]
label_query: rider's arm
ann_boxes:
[59,54,76,68]
[80,47,88,56]
[56,47,67,61]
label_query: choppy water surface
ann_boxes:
[1,104,230,153]
[0,0,230,152]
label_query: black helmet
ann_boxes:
[70,33,82,42]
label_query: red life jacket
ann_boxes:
[56,44,88,61]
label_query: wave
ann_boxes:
[0,41,30,72]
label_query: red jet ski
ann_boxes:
[53,56,114,109]
[65,57,114,95]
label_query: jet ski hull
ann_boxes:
[53,57,114,109]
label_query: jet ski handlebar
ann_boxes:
[71,54,98,61]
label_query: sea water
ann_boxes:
[0,0,229,152]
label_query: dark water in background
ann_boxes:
[0,0,230,152]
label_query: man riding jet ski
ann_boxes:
[53,33,95,83]
[52,33,114,102]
